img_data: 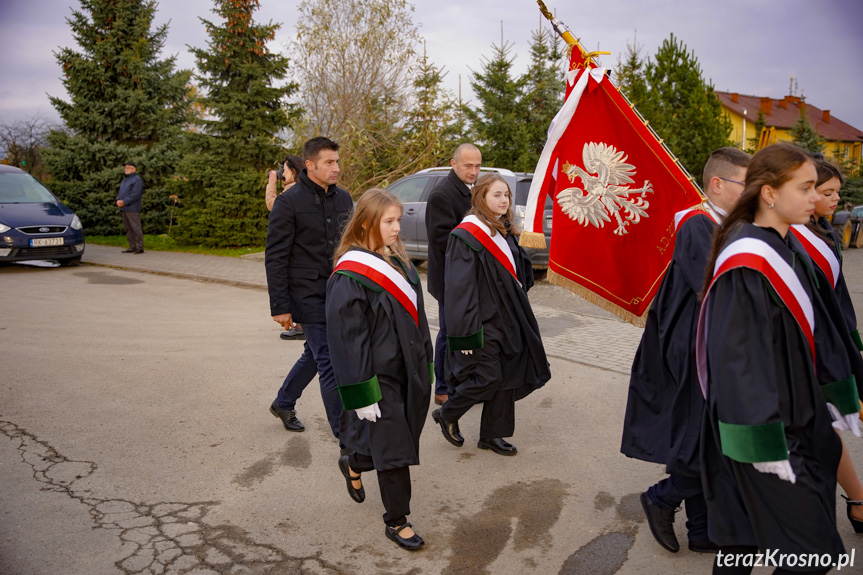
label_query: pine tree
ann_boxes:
[520,24,564,171]
[466,40,530,171]
[43,0,191,235]
[789,104,825,155]
[614,37,650,115]
[401,42,461,171]
[172,0,298,246]
[642,33,731,180]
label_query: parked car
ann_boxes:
[385,167,553,268]
[832,203,863,249]
[0,164,86,266]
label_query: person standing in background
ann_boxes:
[116,161,144,254]
[425,143,482,406]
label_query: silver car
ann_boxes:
[385,167,553,268]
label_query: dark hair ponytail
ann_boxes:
[700,143,814,298]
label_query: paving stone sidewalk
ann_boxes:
[82,244,643,374]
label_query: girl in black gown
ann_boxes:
[326,189,433,551]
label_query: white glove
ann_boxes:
[460,350,473,355]
[355,402,381,423]
[752,460,796,484]
[827,403,862,437]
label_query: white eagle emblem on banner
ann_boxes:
[557,142,654,236]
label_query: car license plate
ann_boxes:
[30,237,64,247]
[546,216,553,230]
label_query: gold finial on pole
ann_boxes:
[536,0,609,68]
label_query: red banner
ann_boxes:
[522,52,703,326]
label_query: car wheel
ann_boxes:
[59,256,82,267]
[835,223,851,250]
[410,259,426,267]
[532,268,548,281]
[855,224,863,249]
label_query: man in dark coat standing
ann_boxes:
[116,161,144,253]
[265,137,353,441]
[424,143,481,405]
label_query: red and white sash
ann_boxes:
[455,214,521,287]
[674,203,719,231]
[333,250,418,325]
[696,236,815,398]
[789,224,840,289]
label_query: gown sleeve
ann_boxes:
[676,216,716,294]
[325,272,382,410]
[706,268,789,463]
[415,267,435,382]
[444,232,484,351]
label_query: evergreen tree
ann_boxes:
[747,109,766,153]
[789,104,825,155]
[520,24,564,170]
[614,37,650,115]
[172,0,298,246]
[401,42,462,172]
[466,40,530,171]
[43,0,191,235]
[642,33,731,180]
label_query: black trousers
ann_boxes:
[121,211,143,250]
[349,452,411,527]
[440,387,515,439]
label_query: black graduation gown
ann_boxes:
[620,212,716,476]
[820,218,861,350]
[700,223,852,558]
[326,249,434,471]
[790,228,863,397]
[443,222,550,401]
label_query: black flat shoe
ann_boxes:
[338,455,365,503]
[385,523,425,551]
[477,437,517,456]
[640,492,679,552]
[432,408,463,447]
[841,495,863,533]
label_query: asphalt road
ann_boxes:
[1,250,862,575]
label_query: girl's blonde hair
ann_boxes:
[334,188,410,272]
[467,173,519,237]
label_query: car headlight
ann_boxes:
[514,204,526,226]
[70,215,83,230]
[0,222,9,233]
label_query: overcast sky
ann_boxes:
[1,0,862,135]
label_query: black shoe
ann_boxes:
[280,327,305,340]
[269,402,305,432]
[338,455,365,503]
[385,523,424,551]
[640,492,679,552]
[688,539,719,554]
[121,248,136,253]
[477,437,518,456]
[841,495,863,533]
[133,249,144,254]
[432,408,463,447]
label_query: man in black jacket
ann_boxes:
[424,143,482,405]
[116,161,144,253]
[265,137,353,439]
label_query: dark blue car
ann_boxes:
[0,164,85,266]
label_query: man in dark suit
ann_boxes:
[424,143,482,405]
[265,137,353,439]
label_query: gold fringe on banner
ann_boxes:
[519,231,547,249]
[548,269,649,328]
